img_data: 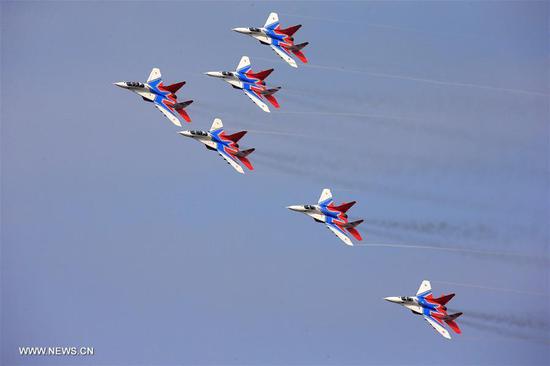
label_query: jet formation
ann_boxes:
[385,280,463,339]
[233,12,309,68]
[287,189,364,246]
[114,68,193,127]
[205,56,281,113]
[179,118,254,174]
[113,12,464,342]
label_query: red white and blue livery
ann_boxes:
[114,68,192,127]
[233,12,309,68]
[287,188,363,246]
[205,56,281,113]
[178,118,255,174]
[385,280,463,340]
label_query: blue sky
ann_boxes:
[1,1,549,365]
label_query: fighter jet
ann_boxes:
[233,12,308,68]
[114,68,192,127]
[178,118,254,174]
[205,56,281,113]
[287,189,363,246]
[385,280,463,340]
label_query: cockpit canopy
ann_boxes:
[304,205,316,210]
[221,71,232,76]
[190,130,208,136]
[401,296,413,302]
[126,81,144,87]
[250,27,261,32]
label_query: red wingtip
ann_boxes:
[433,294,455,306]
[347,227,362,241]
[265,94,280,109]
[292,50,308,63]
[163,81,186,94]
[238,156,254,170]
[224,131,247,143]
[249,69,274,81]
[279,24,302,36]
[446,320,461,334]
[177,108,191,123]
[331,201,356,213]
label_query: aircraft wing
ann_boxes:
[217,145,244,174]
[264,12,279,29]
[243,87,270,113]
[417,280,432,297]
[237,56,251,73]
[153,100,181,127]
[147,68,161,83]
[326,222,353,246]
[318,188,333,205]
[270,44,297,68]
[424,315,451,339]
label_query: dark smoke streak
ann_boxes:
[460,319,550,345]
[453,309,550,331]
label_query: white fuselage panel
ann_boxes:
[252,33,272,44]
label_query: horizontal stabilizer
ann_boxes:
[236,148,254,158]
[224,131,247,143]
[347,227,362,241]
[445,312,463,321]
[288,42,308,63]
[279,24,301,36]
[433,293,455,306]
[235,148,255,170]
[445,313,462,334]
[290,42,308,52]
[249,68,273,81]
[344,219,363,229]
[174,100,192,122]
[260,87,281,96]
[264,94,280,109]
[176,109,191,122]
[174,100,193,109]
[331,201,356,213]
[163,81,185,94]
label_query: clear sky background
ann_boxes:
[1,1,549,365]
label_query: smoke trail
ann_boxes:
[452,309,550,331]
[460,319,550,345]
[277,12,491,38]
[278,110,420,123]
[433,280,546,297]
[353,241,550,267]
[355,242,538,259]
[367,219,496,241]
[252,56,549,97]
[358,226,550,268]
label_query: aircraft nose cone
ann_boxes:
[287,205,305,212]
[204,71,222,78]
[384,297,402,304]
[178,131,192,137]
[113,82,127,88]
[232,27,251,34]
